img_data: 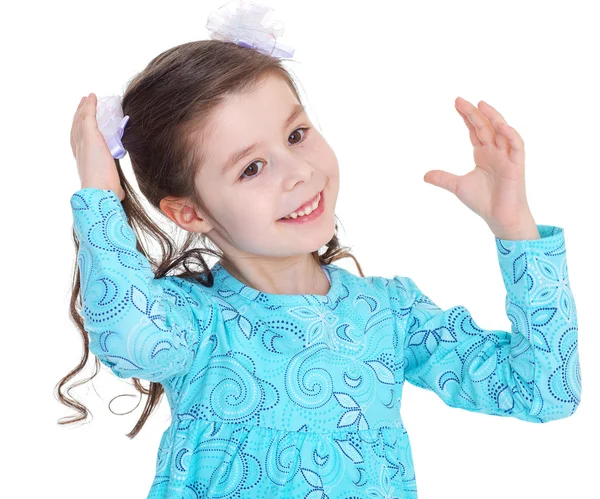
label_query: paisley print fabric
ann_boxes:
[71,188,581,498]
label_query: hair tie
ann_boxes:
[96,95,129,160]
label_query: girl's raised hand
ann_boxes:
[423,97,534,237]
[70,93,126,201]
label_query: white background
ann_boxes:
[2,0,597,497]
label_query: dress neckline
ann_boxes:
[210,261,343,308]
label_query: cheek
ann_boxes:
[227,197,274,229]
[313,135,339,177]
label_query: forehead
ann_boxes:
[214,76,297,133]
[202,75,301,164]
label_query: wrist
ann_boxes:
[490,217,540,240]
[80,178,123,195]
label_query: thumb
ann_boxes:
[423,170,460,195]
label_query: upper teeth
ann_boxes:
[284,193,321,219]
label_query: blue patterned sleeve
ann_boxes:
[392,224,581,423]
[70,188,217,383]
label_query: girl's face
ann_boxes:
[193,73,340,260]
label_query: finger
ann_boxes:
[500,121,525,165]
[478,100,506,121]
[76,95,89,114]
[77,96,86,110]
[83,93,97,114]
[455,104,481,147]
[73,96,86,123]
[423,169,461,196]
[81,93,99,132]
[72,96,88,135]
[477,101,509,151]
[456,97,496,146]
[71,97,88,156]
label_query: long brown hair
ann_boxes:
[55,40,364,439]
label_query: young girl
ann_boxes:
[59,1,581,497]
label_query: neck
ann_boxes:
[218,254,330,296]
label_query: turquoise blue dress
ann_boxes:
[71,188,581,499]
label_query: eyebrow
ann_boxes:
[220,103,306,175]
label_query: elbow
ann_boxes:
[89,337,192,382]
[539,369,583,423]
[523,398,581,424]
[546,398,581,423]
[85,312,193,382]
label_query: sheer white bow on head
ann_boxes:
[206,0,295,59]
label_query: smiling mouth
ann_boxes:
[277,190,325,223]
[279,191,322,220]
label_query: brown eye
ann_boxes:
[241,160,265,179]
[289,127,308,145]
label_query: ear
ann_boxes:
[159,196,214,234]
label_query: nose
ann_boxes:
[279,155,314,190]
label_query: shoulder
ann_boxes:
[158,273,222,310]
[330,264,419,304]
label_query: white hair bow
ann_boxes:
[206,0,295,58]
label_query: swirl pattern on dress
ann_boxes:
[71,188,581,498]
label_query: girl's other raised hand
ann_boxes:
[70,93,126,201]
[423,97,536,238]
